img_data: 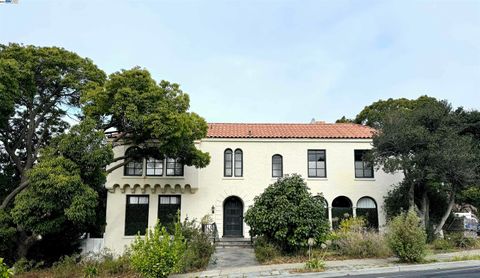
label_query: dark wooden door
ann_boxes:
[223,197,243,237]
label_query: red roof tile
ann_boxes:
[207,122,375,139]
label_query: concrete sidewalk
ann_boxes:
[172,249,480,277]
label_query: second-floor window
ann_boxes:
[308,150,326,178]
[272,154,283,177]
[146,157,163,176]
[234,149,243,177]
[124,147,143,176]
[355,150,374,178]
[166,158,183,176]
[224,149,233,177]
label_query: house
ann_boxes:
[103,122,403,254]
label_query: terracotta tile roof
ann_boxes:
[207,122,375,139]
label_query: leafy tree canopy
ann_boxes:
[82,67,210,169]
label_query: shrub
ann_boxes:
[446,232,479,249]
[12,258,44,275]
[253,237,281,263]
[51,254,82,278]
[333,218,391,258]
[180,220,215,272]
[83,264,98,278]
[0,258,13,278]
[130,220,185,278]
[386,209,427,263]
[99,253,131,275]
[432,238,454,251]
[305,257,325,271]
[245,174,329,252]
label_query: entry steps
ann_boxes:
[216,237,253,247]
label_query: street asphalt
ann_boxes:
[339,265,480,278]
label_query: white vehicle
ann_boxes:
[453,212,478,232]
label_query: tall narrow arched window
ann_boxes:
[272,154,283,177]
[124,147,143,176]
[234,149,243,177]
[224,149,233,177]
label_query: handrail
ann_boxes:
[201,222,219,243]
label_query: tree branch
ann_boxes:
[0,180,30,210]
[106,157,132,174]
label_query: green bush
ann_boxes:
[305,257,325,271]
[51,254,82,278]
[333,218,391,258]
[12,257,45,274]
[386,209,427,263]
[130,220,185,278]
[446,232,479,249]
[253,237,281,263]
[180,220,215,272]
[0,258,12,278]
[431,238,454,251]
[99,252,131,275]
[245,174,330,252]
[83,264,98,278]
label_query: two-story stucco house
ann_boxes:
[103,122,403,254]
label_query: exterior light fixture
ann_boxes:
[211,205,215,214]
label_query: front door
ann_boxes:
[223,196,243,237]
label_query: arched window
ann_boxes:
[356,197,378,229]
[124,147,143,176]
[234,149,243,177]
[224,149,233,177]
[332,196,353,229]
[272,154,283,177]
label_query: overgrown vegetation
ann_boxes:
[245,174,330,253]
[331,218,391,258]
[13,219,214,277]
[386,210,427,263]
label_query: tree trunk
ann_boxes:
[16,227,38,259]
[420,188,429,228]
[408,181,415,210]
[434,191,456,237]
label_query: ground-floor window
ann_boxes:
[125,195,149,236]
[158,195,181,230]
[331,196,353,229]
[356,196,379,229]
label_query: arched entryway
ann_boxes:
[332,196,353,229]
[223,196,243,237]
[356,196,379,230]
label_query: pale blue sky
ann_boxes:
[1,0,479,123]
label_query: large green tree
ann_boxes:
[0,44,210,261]
[372,98,479,236]
[0,43,106,210]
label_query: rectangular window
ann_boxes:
[308,150,326,178]
[158,195,181,230]
[124,159,143,176]
[146,157,163,176]
[355,150,374,178]
[166,158,183,176]
[125,195,149,236]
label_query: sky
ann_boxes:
[0,0,479,123]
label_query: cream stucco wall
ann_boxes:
[104,138,403,254]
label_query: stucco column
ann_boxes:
[352,206,357,218]
[328,206,333,230]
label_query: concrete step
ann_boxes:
[216,237,253,247]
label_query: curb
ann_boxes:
[293,260,480,277]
